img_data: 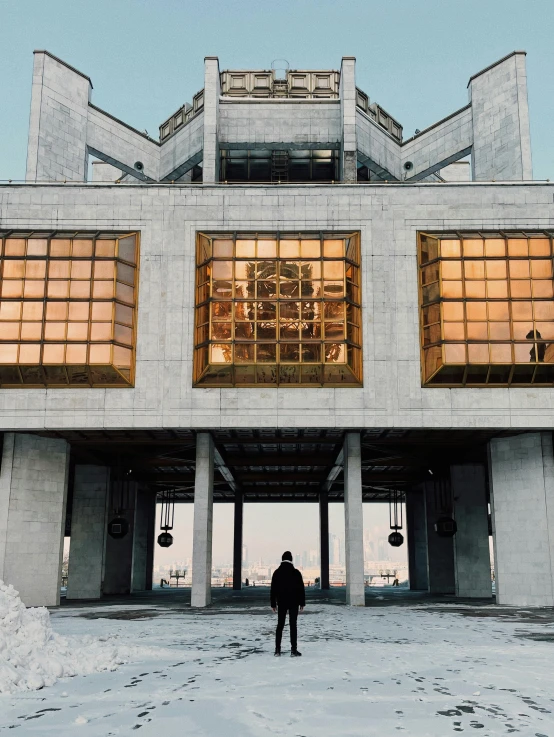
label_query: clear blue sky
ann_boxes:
[1,0,553,180]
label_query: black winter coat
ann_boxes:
[270,561,305,609]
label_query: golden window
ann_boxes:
[194,232,362,386]
[0,231,138,387]
[419,231,554,386]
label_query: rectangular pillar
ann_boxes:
[103,480,137,595]
[339,56,357,183]
[451,464,492,599]
[489,433,554,607]
[344,432,365,605]
[191,433,214,607]
[0,433,69,607]
[319,491,330,590]
[66,465,109,600]
[131,489,156,592]
[406,488,428,591]
[424,479,456,594]
[232,490,243,590]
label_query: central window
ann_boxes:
[194,232,362,386]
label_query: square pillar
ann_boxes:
[26,51,92,182]
[451,464,492,599]
[232,490,243,590]
[344,432,365,605]
[191,432,214,607]
[103,480,137,595]
[319,491,330,590]
[423,479,456,594]
[406,488,428,591]
[0,433,69,607]
[489,433,554,607]
[469,51,532,181]
[131,489,156,592]
[202,57,220,183]
[339,56,357,183]
[66,465,110,600]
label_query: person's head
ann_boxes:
[282,551,293,562]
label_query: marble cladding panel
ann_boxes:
[0,183,553,428]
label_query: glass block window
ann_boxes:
[0,232,138,387]
[194,232,362,386]
[419,231,554,386]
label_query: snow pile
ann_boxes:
[0,580,151,693]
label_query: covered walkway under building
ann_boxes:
[2,426,551,610]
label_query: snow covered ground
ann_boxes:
[1,592,554,736]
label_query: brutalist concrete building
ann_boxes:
[0,50,552,609]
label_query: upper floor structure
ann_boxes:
[26,50,532,186]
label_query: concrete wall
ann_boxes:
[159,113,204,181]
[402,106,473,182]
[356,110,402,180]
[489,433,554,607]
[469,52,532,181]
[87,105,160,181]
[1,181,554,430]
[219,100,341,147]
[67,465,109,600]
[0,433,69,606]
[451,464,492,599]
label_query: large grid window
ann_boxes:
[0,231,138,387]
[419,231,554,386]
[194,232,362,386]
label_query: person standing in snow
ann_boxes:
[270,551,305,657]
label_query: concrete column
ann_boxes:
[191,433,214,607]
[202,56,221,183]
[145,497,156,591]
[103,480,137,595]
[232,490,243,590]
[343,432,365,605]
[406,488,428,591]
[0,433,69,607]
[131,489,156,592]
[339,56,357,183]
[451,464,492,599]
[489,433,554,607]
[423,479,456,594]
[319,491,330,590]
[66,465,110,600]
[26,51,92,182]
[468,51,532,181]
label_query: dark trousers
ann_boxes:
[276,604,299,651]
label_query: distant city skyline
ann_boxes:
[153,503,408,571]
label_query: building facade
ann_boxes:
[0,50,553,608]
